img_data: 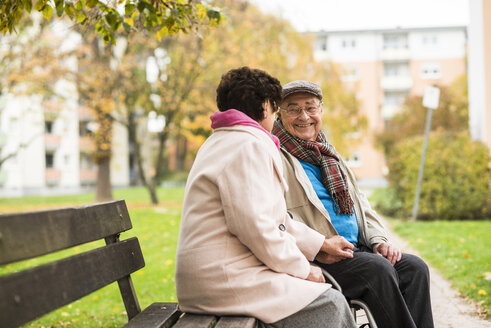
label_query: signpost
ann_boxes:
[411,86,440,221]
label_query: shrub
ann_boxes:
[370,187,403,217]
[387,131,491,220]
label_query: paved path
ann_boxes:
[383,218,491,328]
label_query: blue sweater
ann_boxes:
[298,159,359,244]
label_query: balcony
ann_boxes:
[380,76,413,91]
[80,169,97,183]
[44,134,61,151]
[380,48,411,62]
[45,168,61,183]
[79,136,95,153]
[381,105,402,120]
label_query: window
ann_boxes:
[341,38,357,49]
[420,62,441,79]
[80,153,95,170]
[341,65,359,81]
[422,35,438,46]
[346,151,362,168]
[316,37,328,51]
[383,34,408,49]
[383,63,409,77]
[45,153,54,168]
[45,121,54,134]
[78,121,97,137]
[384,92,406,106]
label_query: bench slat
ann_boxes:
[215,317,258,328]
[0,237,144,328]
[123,302,182,328]
[173,313,217,328]
[0,199,132,265]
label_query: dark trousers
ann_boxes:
[315,246,434,328]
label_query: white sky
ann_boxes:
[250,0,469,32]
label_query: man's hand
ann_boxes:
[306,264,326,283]
[373,242,402,265]
[320,236,354,258]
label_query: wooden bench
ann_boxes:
[0,200,258,328]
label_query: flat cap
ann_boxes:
[282,80,323,101]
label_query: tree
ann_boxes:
[2,0,224,201]
[182,0,365,157]
[1,0,222,44]
[377,74,469,157]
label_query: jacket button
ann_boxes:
[279,224,286,231]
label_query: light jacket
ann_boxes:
[175,125,329,323]
[279,148,388,248]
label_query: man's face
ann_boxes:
[279,92,323,141]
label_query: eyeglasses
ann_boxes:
[281,102,323,117]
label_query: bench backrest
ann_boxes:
[0,200,144,328]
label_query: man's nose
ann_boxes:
[298,109,310,120]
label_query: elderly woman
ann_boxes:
[272,80,434,328]
[175,67,356,328]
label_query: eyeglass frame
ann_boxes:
[280,100,323,117]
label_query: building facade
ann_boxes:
[0,92,130,197]
[313,25,467,187]
[468,0,491,154]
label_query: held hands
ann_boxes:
[316,236,354,265]
[373,242,402,266]
[306,265,326,283]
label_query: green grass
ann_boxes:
[3,188,491,325]
[0,187,184,327]
[388,219,491,317]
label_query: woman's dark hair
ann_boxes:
[216,67,282,121]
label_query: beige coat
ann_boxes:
[175,125,329,323]
[279,148,388,248]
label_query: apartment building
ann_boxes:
[468,0,491,154]
[313,25,467,187]
[0,93,130,197]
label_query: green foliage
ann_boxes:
[369,187,403,217]
[377,74,469,157]
[1,0,223,44]
[390,219,491,316]
[387,131,491,220]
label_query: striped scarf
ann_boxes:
[272,120,354,215]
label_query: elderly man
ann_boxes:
[272,80,434,328]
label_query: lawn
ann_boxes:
[0,187,185,328]
[388,219,491,317]
[2,187,490,326]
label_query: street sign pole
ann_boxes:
[412,86,440,221]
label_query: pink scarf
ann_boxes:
[210,109,280,150]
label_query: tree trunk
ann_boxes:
[128,112,160,205]
[96,156,113,202]
[148,183,159,205]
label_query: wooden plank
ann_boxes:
[124,303,182,328]
[215,317,257,328]
[0,199,132,265]
[0,237,144,328]
[105,234,142,320]
[173,313,217,328]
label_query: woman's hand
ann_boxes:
[315,251,346,264]
[306,265,326,283]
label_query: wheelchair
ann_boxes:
[321,268,378,328]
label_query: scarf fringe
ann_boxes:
[273,119,354,215]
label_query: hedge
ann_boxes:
[386,132,491,220]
